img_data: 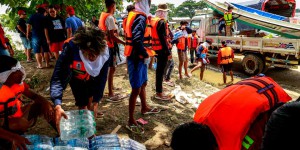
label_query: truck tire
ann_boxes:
[242,54,265,75]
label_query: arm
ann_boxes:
[44,28,51,45]
[17,25,26,36]
[157,20,169,52]
[185,26,193,34]
[65,19,72,38]
[106,16,125,45]
[0,128,31,149]
[26,24,31,40]
[217,50,222,65]
[132,15,148,58]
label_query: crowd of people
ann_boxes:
[0,0,299,149]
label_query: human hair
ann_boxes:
[48,5,54,9]
[37,7,46,14]
[228,6,233,10]
[105,0,116,8]
[180,20,188,25]
[192,30,196,33]
[126,5,135,13]
[206,40,212,44]
[0,55,18,73]
[171,122,217,150]
[73,27,107,56]
[222,41,227,46]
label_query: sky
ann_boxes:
[0,0,300,14]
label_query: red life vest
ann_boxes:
[99,12,115,48]
[150,17,163,51]
[0,83,25,129]
[64,38,90,80]
[194,76,291,150]
[176,37,186,50]
[188,35,198,49]
[220,47,233,64]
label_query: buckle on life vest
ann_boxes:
[242,135,254,149]
[257,84,275,94]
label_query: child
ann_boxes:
[0,55,56,150]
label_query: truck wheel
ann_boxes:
[242,54,265,75]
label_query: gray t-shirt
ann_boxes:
[105,15,117,31]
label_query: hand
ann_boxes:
[41,100,55,122]
[10,134,31,150]
[26,34,30,40]
[54,105,68,134]
[46,40,51,45]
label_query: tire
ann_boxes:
[242,54,265,75]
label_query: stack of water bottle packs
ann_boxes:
[23,110,146,150]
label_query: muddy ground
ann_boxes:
[21,50,299,150]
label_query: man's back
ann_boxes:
[65,16,83,35]
[28,13,45,38]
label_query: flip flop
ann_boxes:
[106,94,127,103]
[163,81,175,87]
[142,108,161,115]
[155,94,173,101]
[126,124,144,134]
[36,66,43,69]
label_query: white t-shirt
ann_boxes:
[105,15,117,31]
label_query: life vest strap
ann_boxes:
[0,97,16,130]
[221,55,232,60]
[125,42,134,46]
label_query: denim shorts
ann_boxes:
[20,36,32,50]
[0,44,9,56]
[31,37,49,53]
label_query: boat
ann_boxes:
[203,0,300,39]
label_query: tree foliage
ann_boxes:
[174,0,207,18]
[296,8,300,13]
[149,3,175,19]
[0,0,127,31]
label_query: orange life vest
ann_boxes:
[99,12,114,48]
[124,11,155,57]
[187,35,198,49]
[194,76,291,150]
[220,47,233,64]
[150,17,163,50]
[176,36,186,50]
[165,22,173,49]
[0,83,25,129]
[143,18,152,49]
[64,38,90,80]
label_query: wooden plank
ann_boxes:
[111,125,122,134]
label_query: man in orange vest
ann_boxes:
[0,55,56,149]
[187,30,199,64]
[171,75,292,150]
[99,0,126,102]
[124,0,161,134]
[152,3,172,101]
[217,41,234,84]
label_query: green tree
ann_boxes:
[174,0,207,18]
[167,3,175,19]
[150,4,157,15]
[296,8,300,13]
[0,0,126,31]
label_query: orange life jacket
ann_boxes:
[124,11,155,57]
[0,83,24,129]
[99,12,114,48]
[187,35,198,49]
[220,47,233,64]
[143,18,152,49]
[194,76,291,150]
[150,17,163,50]
[64,38,90,80]
[165,22,173,49]
[176,36,186,50]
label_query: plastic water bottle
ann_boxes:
[54,146,88,150]
[90,134,120,149]
[23,135,54,150]
[60,110,96,141]
[120,139,146,150]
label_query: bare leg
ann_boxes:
[178,61,183,79]
[184,60,189,77]
[200,65,205,80]
[35,53,43,68]
[230,71,234,82]
[108,67,116,97]
[53,52,59,60]
[129,87,141,125]
[44,52,50,67]
[139,82,151,113]
[190,62,202,74]
[223,72,227,84]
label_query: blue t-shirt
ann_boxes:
[65,16,83,35]
[28,13,46,38]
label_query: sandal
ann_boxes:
[126,124,144,134]
[155,94,173,101]
[163,81,175,87]
[142,108,161,115]
[36,66,43,69]
[106,94,127,103]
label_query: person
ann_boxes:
[99,0,126,102]
[27,6,51,69]
[44,5,66,60]
[163,22,175,87]
[17,10,33,62]
[123,0,161,134]
[65,6,83,38]
[224,5,234,36]
[190,40,211,80]
[151,3,172,101]
[51,27,109,130]
[0,23,11,56]
[174,21,192,79]
[0,55,56,150]
[4,38,14,57]
[218,41,234,84]
[218,17,225,36]
[187,30,198,64]
[91,15,99,28]
[171,75,292,150]
[261,97,300,150]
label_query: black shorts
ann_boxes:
[109,47,117,67]
[221,63,233,73]
[69,61,109,107]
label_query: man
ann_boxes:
[124,0,160,134]
[0,55,56,150]
[27,6,51,69]
[262,97,300,150]
[163,22,175,87]
[65,6,83,38]
[218,41,234,84]
[190,40,211,80]
[51,27,110,127]
[224,6,234,36]
[151,3,172,101]
[91,15,99,28]
[187,30,198,64]
[99,0,126,102]
[44,5,66,60]
[171,75,292,150]
[175,21,192,79]
[17,10,32,62]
